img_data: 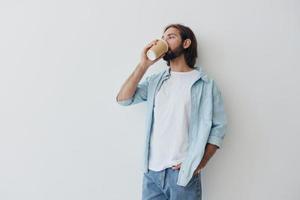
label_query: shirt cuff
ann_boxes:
[207,136,223,149]
[116,96,133,106]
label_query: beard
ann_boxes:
[163,43,185,62]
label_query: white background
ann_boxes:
[0,0,299,199]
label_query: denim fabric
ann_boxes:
[116,65,228,186]
[142,167,202,200]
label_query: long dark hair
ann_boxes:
[163,24,198,68]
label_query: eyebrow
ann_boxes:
[161,33,176,39]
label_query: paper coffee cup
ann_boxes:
[146,39,168,61]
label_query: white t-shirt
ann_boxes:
[148,69,200,171]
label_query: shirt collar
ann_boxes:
[163,65,209,82]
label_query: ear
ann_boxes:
[183,38,191,49]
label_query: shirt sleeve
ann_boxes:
[116,76,150,106]
[207,80,228,149]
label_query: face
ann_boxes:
[161,27,187,62]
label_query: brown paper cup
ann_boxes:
[146,39,169,61]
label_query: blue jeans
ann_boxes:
[142,167,202,200]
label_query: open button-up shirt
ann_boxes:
[116,66,228,186]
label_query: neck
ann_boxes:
[169,54,193,72]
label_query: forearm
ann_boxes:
[201,143,218,162]
[116,63,148,101]
[194,143,219,174]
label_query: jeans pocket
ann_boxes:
[185,173,196,186]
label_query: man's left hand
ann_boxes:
[172,143,219,176]
[193,159,208,176]
[193,143,219,175]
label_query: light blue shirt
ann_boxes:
[116,65,228,186]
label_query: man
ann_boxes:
[116,23,227,200]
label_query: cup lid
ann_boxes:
[146,50,156,61]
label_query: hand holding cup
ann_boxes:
[139,39,169,68]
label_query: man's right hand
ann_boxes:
[116,39,166,103]
[139,39,166,69]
